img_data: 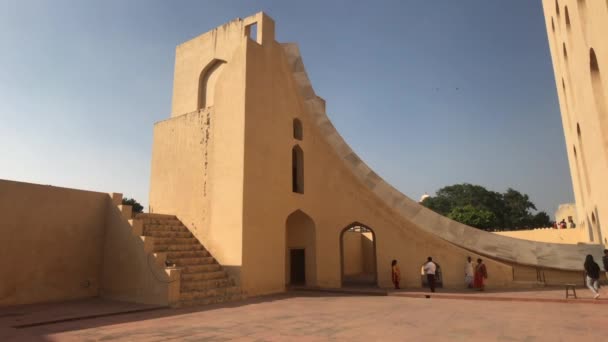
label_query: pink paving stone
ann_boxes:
[1,290,608,341]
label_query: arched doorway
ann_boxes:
[285,210,316,287]
[340,223,377,287]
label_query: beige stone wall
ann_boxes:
[342,232,363,276]
[494,228,584,244]
[361,232,375,274]
[100,208,180,306]
[542,0,608,246]
[237,22,516,293]
[0,179,177,307]
[342,232,375,276]
[0,180,106,306]
[150,17,250,282]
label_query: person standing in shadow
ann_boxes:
[423,257,437,293]
[391,260,401,290]
[465,256,475,289]
[473,258,488,291]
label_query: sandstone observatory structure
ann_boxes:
[1,10,605,308]
[542,0,608,245]
[149,12,603,298]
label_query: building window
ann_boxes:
[293,118,303,140]
[245,23,258,42]
[292,145,304,194]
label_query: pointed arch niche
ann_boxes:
[198,59,227,109]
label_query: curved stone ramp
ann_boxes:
[281,43,604,271]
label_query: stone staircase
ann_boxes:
[133,213,244,307]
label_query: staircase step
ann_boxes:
[181,278,234,292]
[167,250,210,259]
[178,293,245,308]
[153,237,198,245]
[141,218,182,225]
[182,264,222,274]
[181,270,227,281]
[144,225,190,233]
[146,231,193,238]
[134,212,243,307]
[179,286,242,301]
[136,213,177,219]
[169,256,215,266]
[154,244,205,252]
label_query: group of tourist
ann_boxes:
[390,256,489,292]
[391,249,608,299]
[554,218,576,229]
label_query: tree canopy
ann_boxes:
[421,183,552,231]
[122,197,144,214]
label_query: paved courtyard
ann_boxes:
[3,290,607,341]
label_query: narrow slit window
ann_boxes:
[293,118,303,140]
[292,145,304,194]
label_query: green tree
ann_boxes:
[502,188,536,228]
[122,197,144,214]
[422,184,506,227]
[421,183,552,230]
[447,205,497,230]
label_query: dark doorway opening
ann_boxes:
[290,249,306,284]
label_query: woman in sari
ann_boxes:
[391,259,401,289]
[473,258,487,291]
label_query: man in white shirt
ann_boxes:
[464,256,474,288]
[423,257,437,292]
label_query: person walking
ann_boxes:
[423,257,437,293]
[391,260,401,290]
[602,249,608,280]
[464,256,474,288]
[584,254,601,299]
[473,258,488,291]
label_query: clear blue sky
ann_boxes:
[0,0,573,217]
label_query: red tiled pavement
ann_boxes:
[391,286,608,304]
[2,290,608,341]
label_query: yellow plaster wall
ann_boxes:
[0,179,178,307]
[0,180,106,306]
[150,17,249,282]
[542,0,608,246]
[100,208,180,306]
[361,232,375,274]
[342,232,363,276]
[238,28,515,294]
